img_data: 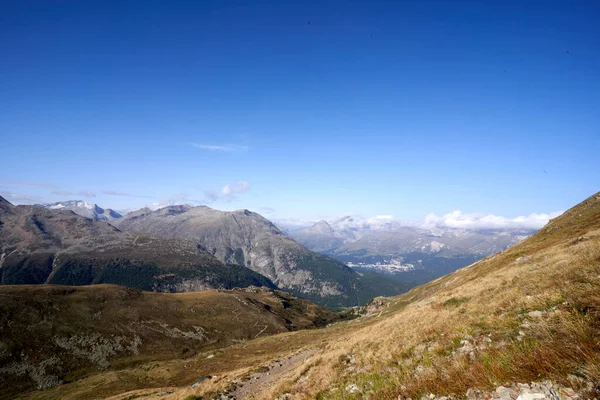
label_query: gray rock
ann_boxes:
[346,383,360,394]
[190,375,212,388]
[528,311,544,318]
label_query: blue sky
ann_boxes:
[1,1,599,226]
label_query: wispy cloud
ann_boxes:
[0,180,58,190]
[1,181,98,199]
[203,189,219,202]
[52,190,96,198]
[191,143,249,152]
[196,181,251,203]
[0,191,47,204]
[260,206,276,215]
[101,190,154,199]
[272,218,317,231]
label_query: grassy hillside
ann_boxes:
[6,191,600,400]
[0,285,341,399]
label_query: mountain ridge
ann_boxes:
[0,196,275,292]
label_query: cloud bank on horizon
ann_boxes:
[276,210,564,231]
[421,210,564,230]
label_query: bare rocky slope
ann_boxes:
[114,206,405,307]
[0,197,274,292]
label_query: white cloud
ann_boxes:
[194,181,251,203]
[191,143,249,152]
[220,181,250,201]
[421,210,564,230]
[365,215,396,229]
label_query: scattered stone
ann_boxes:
[275,393,292,400]
[344,353,356,364]
[528,311,544,318]
[346,383,360,394]
[457,342,475,354]
[206,354,215,359]
[495,386,517,400]
[517,394,545,400]
[461,381,578,400]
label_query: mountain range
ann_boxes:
[38,200,122,221]
[0,197,409,308]
[0,196,274,293]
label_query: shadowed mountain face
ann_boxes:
[115,206,399,307]
[0,197,274,291]
[38,200,122,221]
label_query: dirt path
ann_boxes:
[222,349,317,399]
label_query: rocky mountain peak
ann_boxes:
[309,220,334,235]
[155,204,193,216]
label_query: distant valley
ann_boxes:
[291,216,535,284]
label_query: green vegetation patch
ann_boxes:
[443,296,470,308]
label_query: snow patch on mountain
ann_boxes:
[38,200,122,221]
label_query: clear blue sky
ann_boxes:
[1,1,598,223]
